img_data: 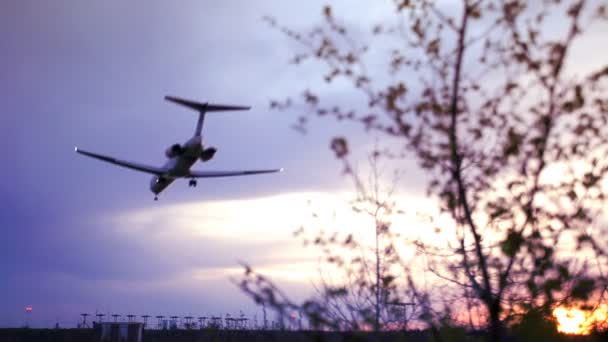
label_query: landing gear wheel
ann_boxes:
[189,179,197,187]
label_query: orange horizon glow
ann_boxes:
[553,304,608,335]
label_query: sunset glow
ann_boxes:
[553,304,608,335]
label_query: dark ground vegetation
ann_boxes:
[1,328,608,342]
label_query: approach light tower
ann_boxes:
[80,313,90,328]
[197,316,207,329]
[386,301,415,330]
[141,315,150,328]
[184,316,193,329]
[156,315,165,329]
[96,313,105,324]
[169,316,179,329]
[237,312,248,330]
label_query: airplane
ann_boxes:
[75,95,283,200]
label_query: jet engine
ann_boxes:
[165,143,183,158]
[200,147,217,162]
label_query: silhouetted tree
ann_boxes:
[240,151,428,332]
[241,1,608,340]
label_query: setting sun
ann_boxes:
[553,305,608,335]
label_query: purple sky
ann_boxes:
[2,0,606,329]
[0,0,399,328]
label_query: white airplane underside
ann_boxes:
[76,96,282,200]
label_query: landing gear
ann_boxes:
[154,195,158,201]
[189,179,197,187]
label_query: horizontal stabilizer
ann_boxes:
[165,95,250,112]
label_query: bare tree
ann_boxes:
[240,148,426,332]
[242,0,608,340]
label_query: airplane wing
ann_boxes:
[75,147,166,175]
[188,168,283,178]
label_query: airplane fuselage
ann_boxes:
[150,136,202,195]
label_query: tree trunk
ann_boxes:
[488,300,503,342]
[375,221,381,332]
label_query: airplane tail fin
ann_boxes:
[165,95,250,136]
